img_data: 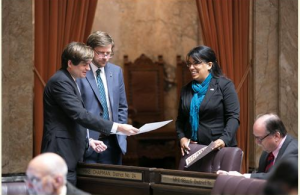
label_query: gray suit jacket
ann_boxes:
[77,63,128,157]
[251,134,298,179]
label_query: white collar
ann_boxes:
[58,185,67,195]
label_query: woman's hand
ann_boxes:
[180,137,197,156]
[213,139,225,150]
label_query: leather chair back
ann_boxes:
[178,144,243,172]
[2,182,29,195]
[211,175,266,195]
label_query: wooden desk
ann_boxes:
[77,163,217,195]
[123,124,180,169]
[77,163,153,195]
[151,168,217,195]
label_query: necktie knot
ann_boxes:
[96,68,101,76]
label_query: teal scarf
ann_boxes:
[189,73,212,141]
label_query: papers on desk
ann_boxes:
[185,142,216,168]
[115,120,173,135]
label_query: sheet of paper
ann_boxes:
[185,142,216,168]
[138,120,173,134]
[114,120,173,135]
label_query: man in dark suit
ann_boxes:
[41,42,138,185]
[217,113,298,179]
[26,153,90,195]
[77,31,127,165]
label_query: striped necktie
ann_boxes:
[265,152,274,172]
[96,68,109,120]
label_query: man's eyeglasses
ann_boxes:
[254,133,271,143]
[186,61,203,68]
[94,50,113,59]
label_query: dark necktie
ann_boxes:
[265,152,274,172]
[96,68,109,120]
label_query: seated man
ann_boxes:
[217,113,298,179]
[26,152,90,195]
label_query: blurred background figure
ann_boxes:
[264,157,298,195]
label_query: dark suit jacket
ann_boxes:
[41,69,113,172]
[176,76,240,146]
[77,63,128,157]
[251,134,298,179]
[66,182,90,195]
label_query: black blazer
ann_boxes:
[176,76,240,146]
[251,134,298,179]
[41,69,113,172]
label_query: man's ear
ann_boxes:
[53,175,64,189]
[275,131,281,138]
[67,60,72,68]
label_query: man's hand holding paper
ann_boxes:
[114,120,173,135]
[116,124,139,136]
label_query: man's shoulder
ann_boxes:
[45,69,75,94]
[284,134,298,151]
[48,69,69,82]
[106,62,122,71]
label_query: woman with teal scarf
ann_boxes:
[176,46,240,156]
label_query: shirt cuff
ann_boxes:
[111,122,118,133]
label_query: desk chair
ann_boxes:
[178,144,243,173]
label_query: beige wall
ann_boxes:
[91,0,201,121]
[2,0,34,173]
[253,0,298,166]
[1,0,297,173]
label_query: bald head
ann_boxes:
[253,113,287,153]
[254,113,287,137]
[26,153,68,195]
[27,153,68,178]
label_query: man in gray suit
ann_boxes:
[77,31,128,165]
[26,153,90,195]
[217,113,298,179]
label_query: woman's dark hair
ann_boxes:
[186,45,223,77]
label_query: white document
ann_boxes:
[114,120,173,135]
